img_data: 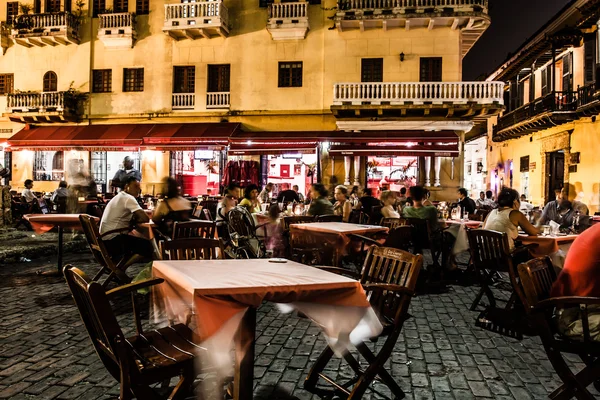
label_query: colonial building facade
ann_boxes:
[0,0,501,199]
[486,0,600,213]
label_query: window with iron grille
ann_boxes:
[136,0,149,15]
[207,65,230,93]
[114,0,128,13]
[92,69,112,93]
[520,156,530,173]
[123,68,144,92]
[6,2,18,24]
[0,74,14,95]
[34,151,64,181]
[420,57,442,82]
[173,66,195,93]
[278,62,302,88]
[45,0,61,12]
[361,58,383,83]
[43,71,57,92]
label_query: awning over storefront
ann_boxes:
[229,130,459,144]
[143,123,240,150]
[228,142,318,156]
[329,143,459,158]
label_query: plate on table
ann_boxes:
[268,258,288,263]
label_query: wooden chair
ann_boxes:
[227,206,267,258]
[282,215,315,231]
[304,247,423,399]
[161,237,225,261]
[367,205,383,225]
[405,217,442,267]
[316,214,343,223]
[202,208,213,221]
[380,217,406,229]
[289,230,334,266]
[79,214,140,288]
[200,199,218,221]
[349,225,413,267]
[518,257,600,400]
[172,220,216,240]
[63,265,205,400]
[191,204,203,219]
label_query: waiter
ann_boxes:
[111,156,142,190]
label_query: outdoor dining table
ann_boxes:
[151,258,381,400]
[289,222,389,266]
[518,233,578,268]
[25,213,99,276]
[442,219,483,255]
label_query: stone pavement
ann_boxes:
[0,250,597,400]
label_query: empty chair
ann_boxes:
[172,220,216,240]
[161,237,225,261]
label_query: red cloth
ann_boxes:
[551,224,600,297]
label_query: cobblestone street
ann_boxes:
[0,249,596,399]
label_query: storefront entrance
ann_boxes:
[367,156,418,194]
[171,150,221,196]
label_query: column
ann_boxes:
[418,156,425,185]
[344,156,351,186]
[424,156,431,187]
[353,156,361,187]
[434,156,441,187]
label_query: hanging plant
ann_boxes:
[204,160,218,175]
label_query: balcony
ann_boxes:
[335,0,489,57]
[267,2,309,41]
[6,91,86,123]
[172,93,195,110]
[10,12,81,47]
[576,81,600,117]
[163,1,229,40]
[98,12,137,49]
[206,92,230,109]
[493,91,578,142]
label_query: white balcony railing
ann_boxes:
[333,82,504,105]
[7,92,65,112]
[338,0,488,10]
[99,12,135,29]
[270,2,308,19]
[10,12,80,44]
[172,93,195,110]
[206,92,230,109]
[163,1,229,38]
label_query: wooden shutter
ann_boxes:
[584,34,597,85]
[420,58,442,82]
[361,59,383,83]
[208,65,230,92]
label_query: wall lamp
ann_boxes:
[400,52,405,62]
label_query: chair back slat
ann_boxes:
[161,237,225,260]
[517,256,557,310]
[79,214,117,271]
[384,225,413,251]
[172,220,216,240]
[202,208,213,221]
[282,216,315,231]
[316,214,343,223]
[380,217,405,230]
[467,229,512,273]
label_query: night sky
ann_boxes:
[463,0,571,80]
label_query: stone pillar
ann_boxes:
[344,156,352,186]
[424,156,431,187]
[353,156,361,187]
[434,156,442,187]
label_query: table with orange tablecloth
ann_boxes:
[518,234,578,268]
[25,214,99,275]
[152,258,381,400]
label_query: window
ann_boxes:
[43,71,57,92]
[93,0,105,16]
[92,69,112,93]
[420,57,442,82]
[173,66,195,93]
[45,0,61,12]
[34,151,64,181]
[6,2,18,25]
[65,0,71,12]
[361,58,383,83]
[520,156,530,173]
[584,34,597,85]
[562,53,573,92]
[207,65,230,93]
[136,0,149,15]
[34,0,41,13]
[114,0,128,13]
[259,0,274,7]
[278,62,303,87]
[0,74,14,95]
[123,68,144,92]
[541,64,552,96]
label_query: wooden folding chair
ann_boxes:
[289,229,335,266]
[63,265,206,400]
[161,237,225,261]
[380,217,406,230]
[172,220,216,240]
[316,214,343,223]
[518,257,600,400]
[281,216,316,258]
[305,247,423,399]
[79,214,141,288]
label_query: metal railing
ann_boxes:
[269,2,308,19]
[337,0,487,10]
[172,93,195,110]
[577,82,598,108]
[333,81,504,105]
[7,92,65,111]
[206,92,230,109]
[99,12,135,29]
[11,12,80,35]
[164,1,229,27]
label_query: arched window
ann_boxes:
[43,71,57,92]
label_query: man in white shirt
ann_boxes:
[22,179,36,203]
[100,176,153,259]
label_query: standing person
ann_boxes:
[99,177,153,259]
[457,188,477,215]
[381,191,400,218]
[277,183,300,203]
[259,182,273,204]
[239,184,261,213]
[476,191,486,208]
[307,183,334,217]
[111,156,142,190]
[333,185,352,222]
[293,185,305,203]
[152,177,192,237]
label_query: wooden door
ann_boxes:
[545,152,564,203]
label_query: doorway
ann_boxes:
[545,151,564,203]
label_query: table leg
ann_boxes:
[57,226,63,274]
[234,307,256,400]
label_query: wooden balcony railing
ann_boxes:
[206,92,230,109]
[172,93,195,110]
[99,12,135,29]
[338,0,488,10]
[269,2,308,19]
[333,81,504,105]
[7,92,65,112]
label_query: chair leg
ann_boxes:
[304,346,334,392]
[170,369,195,400]
[546,347,597,400]
[356,343,405,399]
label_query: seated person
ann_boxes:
[484,190,497,209]
[22,179,36,203]
[422,188,433,207]
[99,176,153,259]
[293,185,305,203]
[51,181,69,203]
[277,184,300,203]
[541,187,589,226]
[333,185,352,222]
[356,188,381,214]
[483,187,539,250]
[551,224,600,341]
[380,190,400,219]
[239,184,261,214]
[457,188,477,214]
[152,177,191,237]
[519,194,534,214]
[403,185,441,233]
[216,184,240,238]
[307,183,334,216]
[475,191,486,208]
[397,187,409,209]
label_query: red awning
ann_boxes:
[228,142,317,156]
[143,123,240,149]
[329,143,459,158]
[230,130,459,144]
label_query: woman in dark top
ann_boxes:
[307,183,334,216]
